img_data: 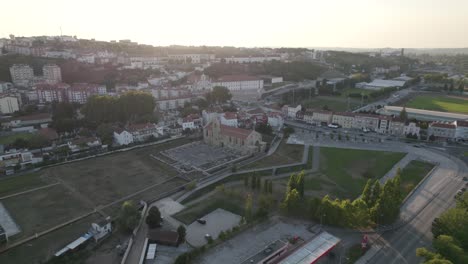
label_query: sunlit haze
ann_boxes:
[2,0,468,48]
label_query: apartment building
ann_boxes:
[10,64,34,86]
[0,95,20,114]
[212,75,264,97]
[332,112,355,128]
[43,64,62,84]
[428,122,457,139]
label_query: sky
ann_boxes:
[2,0,468,48]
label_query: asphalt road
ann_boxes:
[364,146,468,264]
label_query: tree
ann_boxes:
[287,173,297,193]
[177,225,186,244]
[96,123,114,145]
[362,179,373,206]
[268,180,273,194]
[206,86,232,104]
[282,189,300,213]
[251,176,256,189]
[400,107,408,122]
[296,171,305,198]
[256,177,261,191]
[257,194,273,218]
[433,235,468,264]
[146,206,162,229]
[12,137,29,149]
[244,176,249,188]
[416,248,453,264]
[245,193,253,222]
[459,82,465,94]
[263,180,268,193]
[255,123,273,135]
[117,201,140,233]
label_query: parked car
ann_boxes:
[197,219,206,225]
[204,234,212,240]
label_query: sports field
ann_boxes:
[406,95,468,114]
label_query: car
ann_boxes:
[455,190,463,198]
[463,177,468,181]
[204,234,212,240]
[197,219,206,224]
[461,187,466,192]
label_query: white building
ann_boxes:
[212,75,264,99]
[220,112,238,127]
[202,109,222,125]
[455,120,468,140]
[267,112,284,128]
[403,122,421,136]
[428,122,457,139]
[77,53,96,64]
[282,104,302,119]
[224,56,281,63]
[0,95,20,114]
[113,130,134,146]
[43,64,62,84]
[10,64,34,86]
[127,123,162,142]
[355,79,406,90]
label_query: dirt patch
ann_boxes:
[348,159,375,179]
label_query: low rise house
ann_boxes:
[311,110,333,125]
[181,114,202,131]
[127,123,162,142]
[7,113,52,128]
[389,118,405,136]
[89,218,112,243]
[282,104,302,119]
[455,120,468,140]
[267,112,284,128]
[68,137,102,152]
[377,115,392,133]
[220,112,238,127]
[113,129,134,146]
[353,114,380,131]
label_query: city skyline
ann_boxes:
[2,0,468,49]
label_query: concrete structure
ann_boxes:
[355,79,406,90]
[9,64,34,87]
[388,119,405,136]
[404,122,421,137]
[378,106,468,122]
[42,64,62,84]
[204,118,266,155]
[278,232,340,264]
[0,95,19,114]
[353,113,380,131]
[220,112,238,127]
[35,83,70,103]
[311,110,333,125]
[428,122,457,139]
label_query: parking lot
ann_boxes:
[194,217,317,264]
[186,208,242,247]
[162,141,242,170]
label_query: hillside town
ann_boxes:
[0,32,468,264]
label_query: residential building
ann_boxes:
[89,219,112,242]
[187,73,212,92]
[7,113,52,128]
[113,129,134,146]
[428,122,456,139]
[332,112,355,128]
[403,122,421,136]
[389,119,405,135]
[377,115,392,133]
[0,82,13,93]
[220,112,238,127]
[282,104,302,119]
[42,64,62,84]
[155,97,192,111]
[67,83,103,104]
[77,53,96,64]
[267,112,284,128]
[455,120,468,140]
[0,95,20,114]
[312,110,333,125]
[127,123,162,142]
[181,114,202,130]
[0,150,36,168]
[35,83,70,103]
[204,118,266,155]
[68,137,102,152]
[10,64,34,86]
[353,114,380,131]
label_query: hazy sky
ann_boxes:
[2,0,467,48]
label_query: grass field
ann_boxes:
[406,95,468,114]
[0,133,35,145]
[173,194,244,225]
[302,96,361,112]
[0,173,50,197]
[244,141,304,169]
[0,213,102,264]
[320,147,406,198]
[2,184,92,241]
[400,160,435,198]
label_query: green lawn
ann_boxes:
[0,132,35,145]
[406,95,468,114]
[244,141,304,169]
[400,160,435,198]
[0,173,48,197]
[173,194,244,225]
[320,147,406,198]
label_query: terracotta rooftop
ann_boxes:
[223,112,238,120]
[457,120,468,127]
[430,122,456,129]
[205,121,254,140]
[333,112,355,117]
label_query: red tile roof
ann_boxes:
[205,121,254,140]
[430,122,456,129]
[126,123,157,132]
[333,112,355,117]
[223,112,238,120]
[38,127,58,140]
[457,120,468,127]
